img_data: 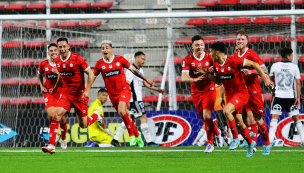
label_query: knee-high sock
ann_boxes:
[259,121,270,146]
[240,127,253,145]
[87,113,98,126]
[114,122,126,141]
[49,120,59,146]
[192,128,206,145]
[296,120,304,143]
[141,123,152,143]
[213,121,220,136]
[197,133,207,146]
[60,122,67,140]
[227,119,238,139]
[204,118,214,144]
[250,123,258,142]
[269,119,278,144]
[123,113,139,137]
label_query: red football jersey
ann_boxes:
[214,56,247,98]
[93,55,131,97]
[234,48,264,94]
[55,52,90,95]
[37,59,63,94]
[182,52,215,93]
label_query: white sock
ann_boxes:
[269,119,278,144]
[141,123,152,143]
[114,122,126,141]
[197,133,207,146]
[296,120,304,143]
[192,128,206,145]
[228,128,233,143]
[98,143,113,147]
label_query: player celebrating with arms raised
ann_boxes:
[182,35,222,153]
[198,42,272,157]
[93,41,154,148]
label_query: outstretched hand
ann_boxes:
[197,65,208,74]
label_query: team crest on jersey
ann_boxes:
[182,61,185,67]
[228,66,231,71]
[205,62,209,66]
[63,64,66,68]
[70,63,73,67]
[57,64,60,67]
[45,67,49,71]
[191,63,195,66]
[109,65,112,69]
[99,107,102,112]
[221,68,224,72]
[216,67,218,71]
[116,62,120,66]
[198,63,201,66]
[102,66,105,69]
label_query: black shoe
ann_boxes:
[148,142,161,147]
[111,139,120,147]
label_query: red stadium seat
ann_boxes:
[208,18,229,24]
[203,36,218,44]
[276,57,282,62]
[299,55,304,62]
[248,36,263,43]
[284,0,303,4]
[81,20,102,27]
[174,57,184,64]
[153,76,182,83]
[275,16,291,23]
[10,97,32,105]
[218,0,240,5]
[58,20,80,27]
[252,17,274,24]
[197,0,218,6]
[186,18,208,25]
[1,78,22,85]
[263,35,286,43]
[163,95,186,102]
[287,35,304,42]
[186,96,193,101]
[142,95,159,102]
[0,4,5,9]
[16,21,37,28]
[175,37,191,44]
[1,98,11,105]
[3,41,24,48]
[6,3,27,10]
[50,2,70,8]
[22,78,39,85]
[70,2,91,8]
[240,0,261,5]
[263,93,273,101]
[3,21,15,28]
[259,55,275,62]
[38,21,58,28]
[28,2,46,9]
[1,60,13,66]
[263,0,283,5]
[69,39,90,47]
[230,17,251,24]
[220,36,236,43]
[300,74,304,81]
[92,1,114,7]
[13,59,36,66]
[25,40,46,48]
[32,97,45,104]
[298,16,304,23]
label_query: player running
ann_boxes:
[113,51,165,147]
[38,43,68,149]
[197,42,272,157]
[93,40,154,148]
[181,35,222,153]
[42,38,102,154]
[234,30,272,155]
[268,48,304,146]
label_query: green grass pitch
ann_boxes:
[1,147,303,173]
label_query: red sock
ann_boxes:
[87,113,98,126]
[205,118,214,144]
[122,113,139,137]
[227,119,238,139]
[259,121,270,146]
[60,123,67,140]
[240,127,253,145]
[49,120,59,146]
[250,124,258,142]
[213,121,220,136]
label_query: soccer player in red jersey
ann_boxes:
[234,30,272,155]
[42,38,102,154]
[38,43,68,149]
[181,35,222,153]
[197,42,272,157]
[93,40,154,147]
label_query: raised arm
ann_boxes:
[129,66,153,86]
[181,71,205,83]
[243,60,273,88]
[143,81,166,94]
[197,66,222,85]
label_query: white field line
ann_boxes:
[0,149,304,153]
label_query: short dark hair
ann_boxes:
[281,48,293,59]
[210,42,226,53]
[192,35,204,44]
[48,43,57,50]
[57,38,69,44]
[98,87,108,94]
[236,30,248,39]
[134,51,145,58]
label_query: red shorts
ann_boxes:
[192,90,216,119]
[110,89,131,112]
[227,91,249,115]
[245,92,265,116]
[44,92,61,109]
[57,93,89,117]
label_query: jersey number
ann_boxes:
[277,72,293,87]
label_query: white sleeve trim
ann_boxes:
[182,70,189,72]
[37,71,40,74]
[128,64,132,69]
[260,64,265,67]
[243,59,247,67]
[85,66,91,71]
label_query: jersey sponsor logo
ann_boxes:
[192,70,201,76]
[45,67,49,71]
[116,62,120,66]
[104,69,121,77]
[219,73,235,80]
[59,71,76,76]
[152,115,191,147]
[191,63,195,66]
[46,74,58,79]
[275,115,304,146]
[0,124,18,143]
